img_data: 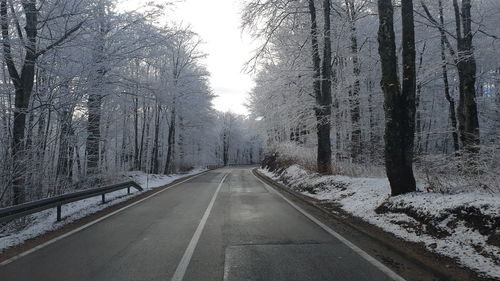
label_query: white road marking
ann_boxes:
[171,173,229,281]
[0,170,210,267]
[254,171,407,281]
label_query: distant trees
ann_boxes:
[420,0,481,157]
[218,112,262,166]
[0,1,263,207]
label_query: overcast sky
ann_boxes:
[121,0,255,115]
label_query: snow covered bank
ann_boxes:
[261,165,500,279]
[0,169,206,252]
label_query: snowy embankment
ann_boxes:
[0,168,206,252]
[261,165,500,279]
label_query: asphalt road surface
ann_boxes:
[0,167,405,281]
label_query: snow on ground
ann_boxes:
[261,165,500,279]
[0,168,206,252]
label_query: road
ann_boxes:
[0,167,404,281]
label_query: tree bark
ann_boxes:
[86,2,106,176]
[377,0,417,196]
[453,0,480,154]
[134,96,139,169]
[164,109,176,174]
[438,0,459,153]
[1,0,37,205]
[151,103,161,174]
[86,92,102,175]
[346,0,361,163]
[308,0,332,174]
[57,107,74,182]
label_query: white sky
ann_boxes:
[120,0,256,115]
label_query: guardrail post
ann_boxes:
[102,194,105,204]
[57,205,62,221]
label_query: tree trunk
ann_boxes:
[139,101,148,171]
[453,0,480,154]
[134,96,139,169]
[345,0,361,163]
[86,2,108,176]
[414,43,426,155]
[164,111,176,174]
[308,0,332,174]
[151,103,161,174]
[1,0,38,205]
[86,92,102,175]
[438,0,459,153]
[57,108,74,181]
[377,0,417,196]
[222,114,231,166]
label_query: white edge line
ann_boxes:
[253,171,407,281]
[0,170,211,267]
[170,173,228,281]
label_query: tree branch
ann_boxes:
[35,20,84,58]
[419,1,457,59]
[1,0,20,85]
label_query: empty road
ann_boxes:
[0,167,404,281]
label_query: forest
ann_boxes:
[244,0,499,195]
[0,0,498,278]
[0,0,262,208]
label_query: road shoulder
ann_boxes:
[0,170,209,264]
[253,168,494,281]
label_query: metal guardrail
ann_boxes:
[207,164,223,170]
[0,181,143,223]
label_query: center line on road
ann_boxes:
[170,172,229,281]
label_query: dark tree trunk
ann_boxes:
[1,0,81,204]
[415,83,422,154]
[308,0,332,174]
[134,97,139,169]
[143,106,152,171]
[438,0,459,153]
[222,114,231,166]
[1,0,37,205]
[57,108,74,181]
[178,116,185,168]
[139,101,148,171]
[368,85,377,162]
[151,103,161,174]
[414,43,426,155]
[86,92,102,175]
[377,0,417,196]
[453,0,480,154]
[223,131,229,166]
[164,109,176,174]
